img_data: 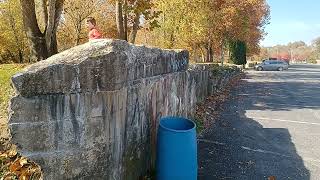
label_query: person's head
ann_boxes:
[86,17,96,29]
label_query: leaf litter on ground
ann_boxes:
[195,73,245,133]
[0,149,42,180]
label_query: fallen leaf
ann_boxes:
[8,149,17,158]
[268,176,276,180]
[19,157,28,166]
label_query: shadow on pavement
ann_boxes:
[243,70,320,111]
[198,70,313,179]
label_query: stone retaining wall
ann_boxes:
[8,39,240,179]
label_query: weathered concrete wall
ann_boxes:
[8,39,240,179]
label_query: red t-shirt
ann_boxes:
[88,28,102,40]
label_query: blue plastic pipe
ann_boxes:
[156,117,197,180]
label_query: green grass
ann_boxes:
[0,64,27,120]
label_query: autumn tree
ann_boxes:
[114,0,160,43]
[20,0,63,61]
[147,0,269,63]
[62,0,99,46]
[258,40,318,63]
[149,0,217,61]
[1,0,270,63]
[57,0,119,50]
[220,0,270,63]
[0,0,27,63]
[288,41,307,49]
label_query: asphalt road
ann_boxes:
[198,64,320,180]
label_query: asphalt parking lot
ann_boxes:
[198,64,320,180]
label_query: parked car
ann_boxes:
[262,58,290,65]
[255,60,289,71]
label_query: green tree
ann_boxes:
[230,40,247,65]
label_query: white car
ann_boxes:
[255,60,289,71]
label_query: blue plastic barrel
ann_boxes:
[156,117,197,180]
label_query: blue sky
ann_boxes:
[260,0,320,47]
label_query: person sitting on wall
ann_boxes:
[86,17,102,41]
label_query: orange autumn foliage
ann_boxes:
[143,0,270,62]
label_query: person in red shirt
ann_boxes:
[86,17,102,41]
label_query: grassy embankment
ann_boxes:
[0,64,27,148]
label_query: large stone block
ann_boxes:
[11,39,189,97]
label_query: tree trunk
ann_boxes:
[129,14,139,44]
[221,40,225,66]
[29,36,48,61]
[205,42,213,62]
[205,45,210,62]
[20,0,48,61]
[200,48,205,62]
[209,41,213,62]
[40,0,48,29]
[45,0,63,56]
[75,21,82,45]
[169,32,175,49]
[116,0,125,40]
[20,0,62,61]
[18,50,24,63]
[123,0,128,41]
